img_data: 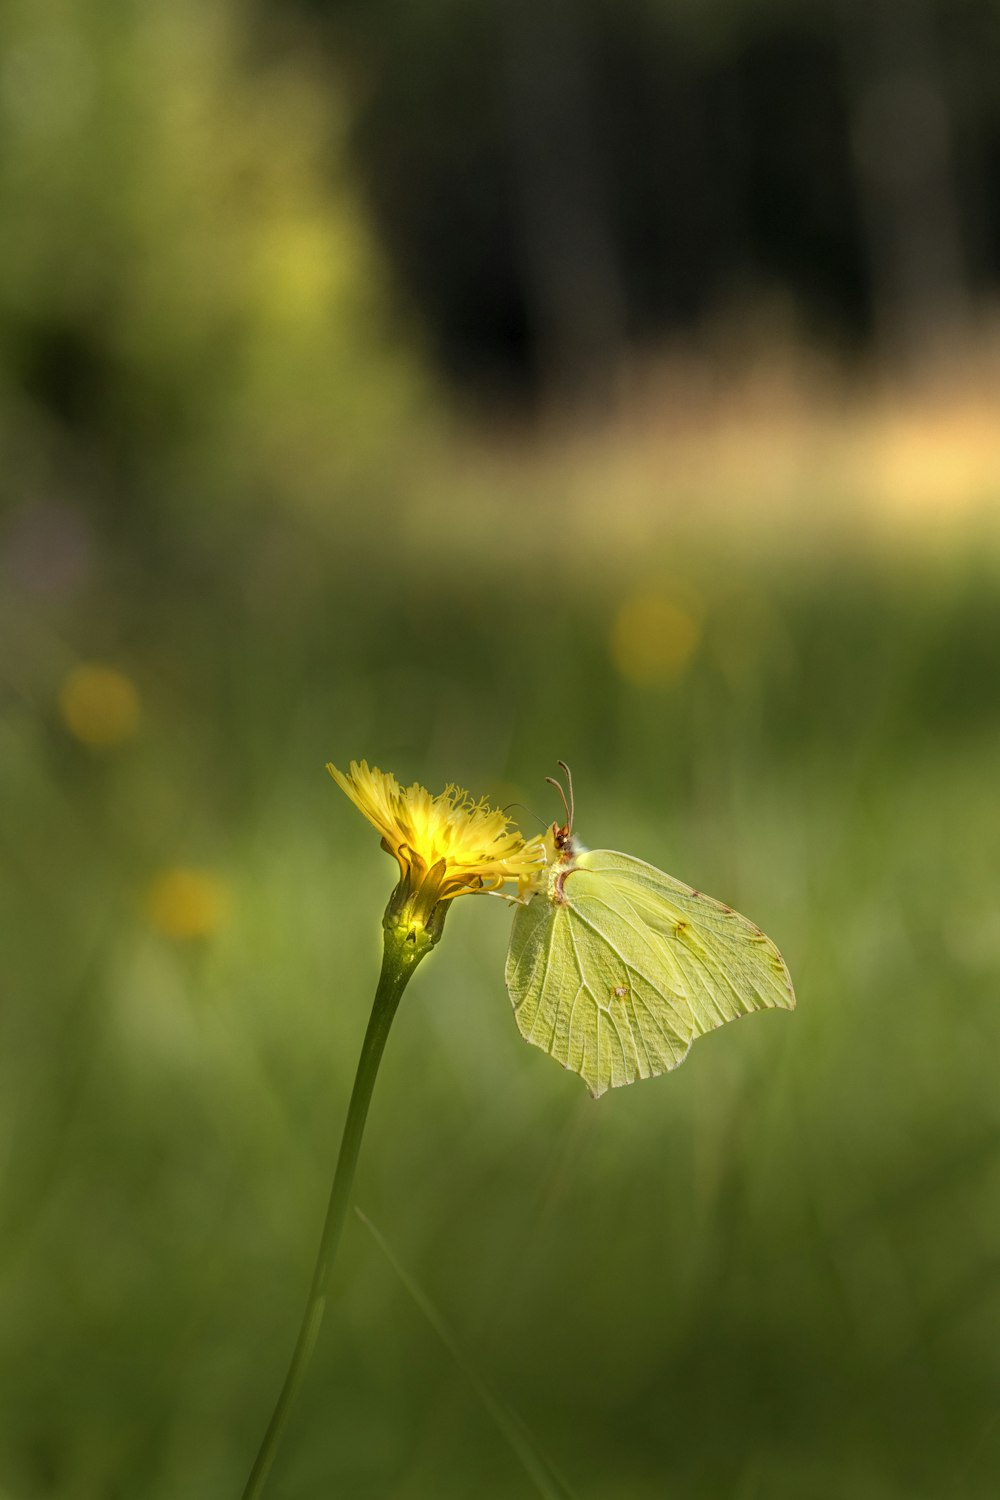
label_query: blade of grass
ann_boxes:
[355,1207,581,1500]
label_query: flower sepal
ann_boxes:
[382,861,451,965]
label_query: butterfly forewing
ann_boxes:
[506,875,694,1098]
[505,848,794,1096]
[576,851,795,1035]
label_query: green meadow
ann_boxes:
[3,501,1000,1498]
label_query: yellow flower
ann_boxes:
[328,760,545,933]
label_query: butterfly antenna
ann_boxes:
[545,762,575,835]
[557,760,574,834]
[544,776,569,829]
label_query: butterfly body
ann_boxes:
[505,804,795,1098]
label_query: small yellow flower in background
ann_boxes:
[610,589,702,688]
[328,760,546,930]
[59,662,141,748]
[143,867,231,941]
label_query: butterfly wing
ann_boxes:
[505,850,794,1097]
[576,850,795,1036]
[505,876,694,1098]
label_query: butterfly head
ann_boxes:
[552,821,575,855]
[545,761,581,866]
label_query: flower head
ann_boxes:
[328,760,545,938]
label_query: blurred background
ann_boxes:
[2,0,1000,1496]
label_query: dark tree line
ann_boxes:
[263,0,1000,403]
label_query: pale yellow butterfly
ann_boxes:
[505,765,795,1097]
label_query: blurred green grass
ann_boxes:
[3,514,1000,1499]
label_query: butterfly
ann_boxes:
[505,764,795,1097]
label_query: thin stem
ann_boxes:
[240,930,425,1500]
[356,1209,580,1500]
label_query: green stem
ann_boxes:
[240,913,436,1500]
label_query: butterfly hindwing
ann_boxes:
[506,848,794,1096]
[506,869,694,1098]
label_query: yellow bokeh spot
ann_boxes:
[610,592,702,687]
[59,663,140,748]
[143,868,231,941]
